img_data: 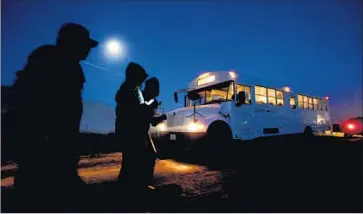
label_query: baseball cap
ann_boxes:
[57,23,98,48]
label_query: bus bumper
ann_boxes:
[151,131,206,152]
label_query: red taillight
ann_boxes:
[346,123,355,130]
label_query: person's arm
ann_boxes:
[151,115,166,127]
[144,99,155,106]
[150,114,167,126]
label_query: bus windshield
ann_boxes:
[185,81,234,107]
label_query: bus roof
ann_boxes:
[186,70,327,99]
[188,70,285,90]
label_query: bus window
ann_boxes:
[236,84,251,104]
[320,99,326,111]
[199,91,206,104]
[276,90,284,106]
[255,86,267,104]
[313,98,319,110]
[227,83,234,100]
[290,97,296,109]
[303,96,309,109]
[308,97,313,110]
[206,89,228,103]
[188,81,234,106]
[187,91,206,106]
[268,88,276,106]
[205,90,211,103]
[297,95,303,108]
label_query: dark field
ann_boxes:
[1,133,362,212]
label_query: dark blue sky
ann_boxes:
[2,0,362,121]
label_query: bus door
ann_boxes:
[232,84,255,140]
[284,93,299,134]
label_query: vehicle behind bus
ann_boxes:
[340,117,363,138]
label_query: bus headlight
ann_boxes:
[187,122,205,132]
[156,123,167,132]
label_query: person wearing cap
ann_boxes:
[13,22,98,212]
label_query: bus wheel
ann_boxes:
[304,126,314,137]
[206,122,232,156]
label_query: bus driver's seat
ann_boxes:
[234,91,251,105]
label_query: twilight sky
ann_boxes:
[1,0,362,121]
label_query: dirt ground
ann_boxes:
[1,135,362,212]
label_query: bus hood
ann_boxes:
[164,104,222,128]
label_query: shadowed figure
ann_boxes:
[140,77,167,188]
[12,23,98,212]
[114,62,149,211]
[115,64,168,211]
[114,62,149,151]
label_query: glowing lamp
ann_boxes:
[346,123,355,130]
[187,122,205,132]
[325,96,330,100]
[156,123,167,132]
[229,71,237,79]
[283,86,291,93]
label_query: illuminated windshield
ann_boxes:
[185,81,234,107]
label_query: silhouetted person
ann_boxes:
[13,23,98,212]
[114,62,150,211]
[140,77,167,188]
[115,68,166,211]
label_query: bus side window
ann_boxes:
[297,95,303,108]
[320,99,326,111]
[244,86,251,104]
[303,96,309,109]
[255,86,267,104]
[276,90,284,106]
[268,88,276,106]
[308,97,313,110]
[313,98,318,110]
[236,84,251,104]
[290,97,296,109]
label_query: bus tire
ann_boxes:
[304,126,314,137]
[205,121,232,155]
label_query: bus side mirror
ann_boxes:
[236,91,246,107]
[174,91,178,103]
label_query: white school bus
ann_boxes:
[150,71,331,145]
